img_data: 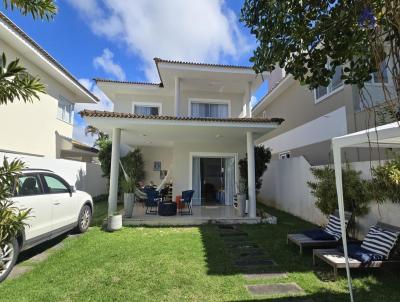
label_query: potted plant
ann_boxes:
[107,212,122,231]
[121,176,136,218]
[234,178,247,217]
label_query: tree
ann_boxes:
[120,149,145,184]
[85,125,110,147]
[241,0,399,113]
[238,146,271,195]
[0,0,57,105]
[0,157,31,246]
[307,165,371,235]
[85,125,112,178]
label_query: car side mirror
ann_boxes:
[69,185,76,194]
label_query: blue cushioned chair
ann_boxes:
[145,189,161,214]
[180,190,194,215]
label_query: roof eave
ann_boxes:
[0,12,98,104]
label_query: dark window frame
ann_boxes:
[40,173,71,195]
[14,173,45,197]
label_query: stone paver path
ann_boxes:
[247,283,304,295]
[243,272,288,280]
[215,225,307,299]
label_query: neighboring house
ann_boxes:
[252,65,397,165]
[81,58,284,218]
[0,12,98,161]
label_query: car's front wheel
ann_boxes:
[0,239,19,283]
[76,204,92,233]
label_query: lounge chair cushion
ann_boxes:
[341,244,385,264]
[302,229,336,241]
[361,226,399,259]
[324,214,347,240]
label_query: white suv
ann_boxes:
[0,169,93,282]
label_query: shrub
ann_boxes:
[120,148,145,183]
[0,157,30,246]
[370,156,400,203]
[307,166,371,220]
[239,146,271,195]
[97,139,112,178]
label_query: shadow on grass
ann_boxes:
[17,233,69,264]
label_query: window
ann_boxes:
[133,104,160,116]
[279,152,291,160]
[57,96,74,123]
[367,61,389,84]
[43,175,69,194]
[15,174,43,196]
[262,110,268,118]
[191,102,229,118]
[314,64,344,103]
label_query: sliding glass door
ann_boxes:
[191,156,235,206]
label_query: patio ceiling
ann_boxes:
[82,110,283,147]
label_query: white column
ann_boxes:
[243,81,252,117]
[246,131,256,218]
[174,77,180,116]
[108,128,121,216]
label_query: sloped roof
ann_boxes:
[80,110,284,124]
[153,57,253,70]
[0,12,98,103]
[94,78,163,87]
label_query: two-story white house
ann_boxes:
[81,58,284,221]
[0,12,99,162]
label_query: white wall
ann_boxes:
[262,107,348,155]
[0,152,108,197]
[259,156,400,239]
[259,156,327,226]
[0,37,76,157]
[140,146,173,186]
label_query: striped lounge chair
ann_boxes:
[287,210,352,255]
[313,222,400,278]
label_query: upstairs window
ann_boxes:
[314,65,344,103]
[133,103,161,116]
[190,102,229,118]
[262,110,268,118]
[57,96,74,123]
[279,151,291,159]
[367,61,389,84]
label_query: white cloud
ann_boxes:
[73,78,114,145]
[67,0,251,81]
[93,48,126,81]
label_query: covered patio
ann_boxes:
[124,203,261,226]
[81,109,283,225]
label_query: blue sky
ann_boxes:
[1,0,267,145]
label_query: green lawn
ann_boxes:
[0,201,398,301]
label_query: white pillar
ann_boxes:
[332,142,354,302]
[174,77,180,116]
[243,81,252,118]
[108,128,121,216]
[246,131,256,218]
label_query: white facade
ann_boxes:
[87,59,282,218]
[0,13,97,159]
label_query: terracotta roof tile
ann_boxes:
[0,12,99,103]
[154,57,253,70]
[80,110,284,124]
[94,78,163,87]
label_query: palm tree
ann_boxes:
[85,125,110,147]
[0,0,57,105]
